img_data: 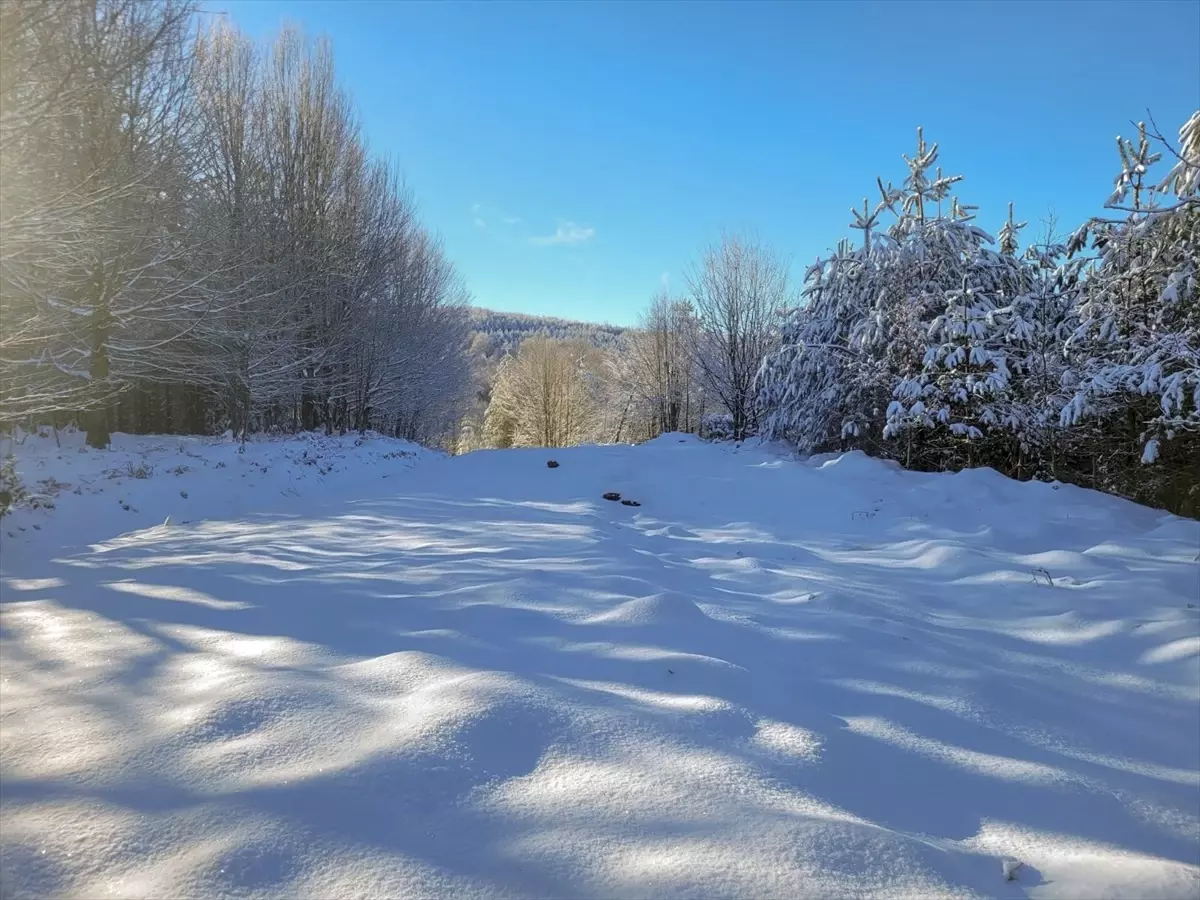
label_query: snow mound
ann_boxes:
[0,428,430,553]
[2,435,1198,899]
[586,590,713,627]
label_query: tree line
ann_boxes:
[757,118,1198,516]
[1,1,1195,515]
[1,0,471,449]
[464,233,788,452]
[473,117,1198,517]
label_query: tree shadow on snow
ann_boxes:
[1,484,1197,897]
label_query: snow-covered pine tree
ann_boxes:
[994,218,1082,476]
[998,203,1026,257]
[1059,115,1199,511]
[760,127,1021,469]
[757,238,867,451]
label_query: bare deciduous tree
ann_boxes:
[686,234,787,440]
[484,336,605,449]
[1,6,472,448]
[615,293,706,440]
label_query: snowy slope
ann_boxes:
[1,432,1198,899]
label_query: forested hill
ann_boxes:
[468,308,628,359]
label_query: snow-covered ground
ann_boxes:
[2,430,1198,899]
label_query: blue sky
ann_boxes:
[211,0,1199,326]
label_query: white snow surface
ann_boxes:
[1,430,1198,899]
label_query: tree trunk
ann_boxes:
[85,271,112,449]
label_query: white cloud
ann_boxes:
[660,271,670,291]
[530,221,596,247]
[473,204,521,229]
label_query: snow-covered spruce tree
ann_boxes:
[870,136,1044,471]
[1059,114,1199,513]
[761,128,1024,467]
[762,118,1197,512]
[759,128,1099,479]
[887,276,1015,464]
[881,200,1092,473]
[756,236,877,452]
[994,216,1084,477]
